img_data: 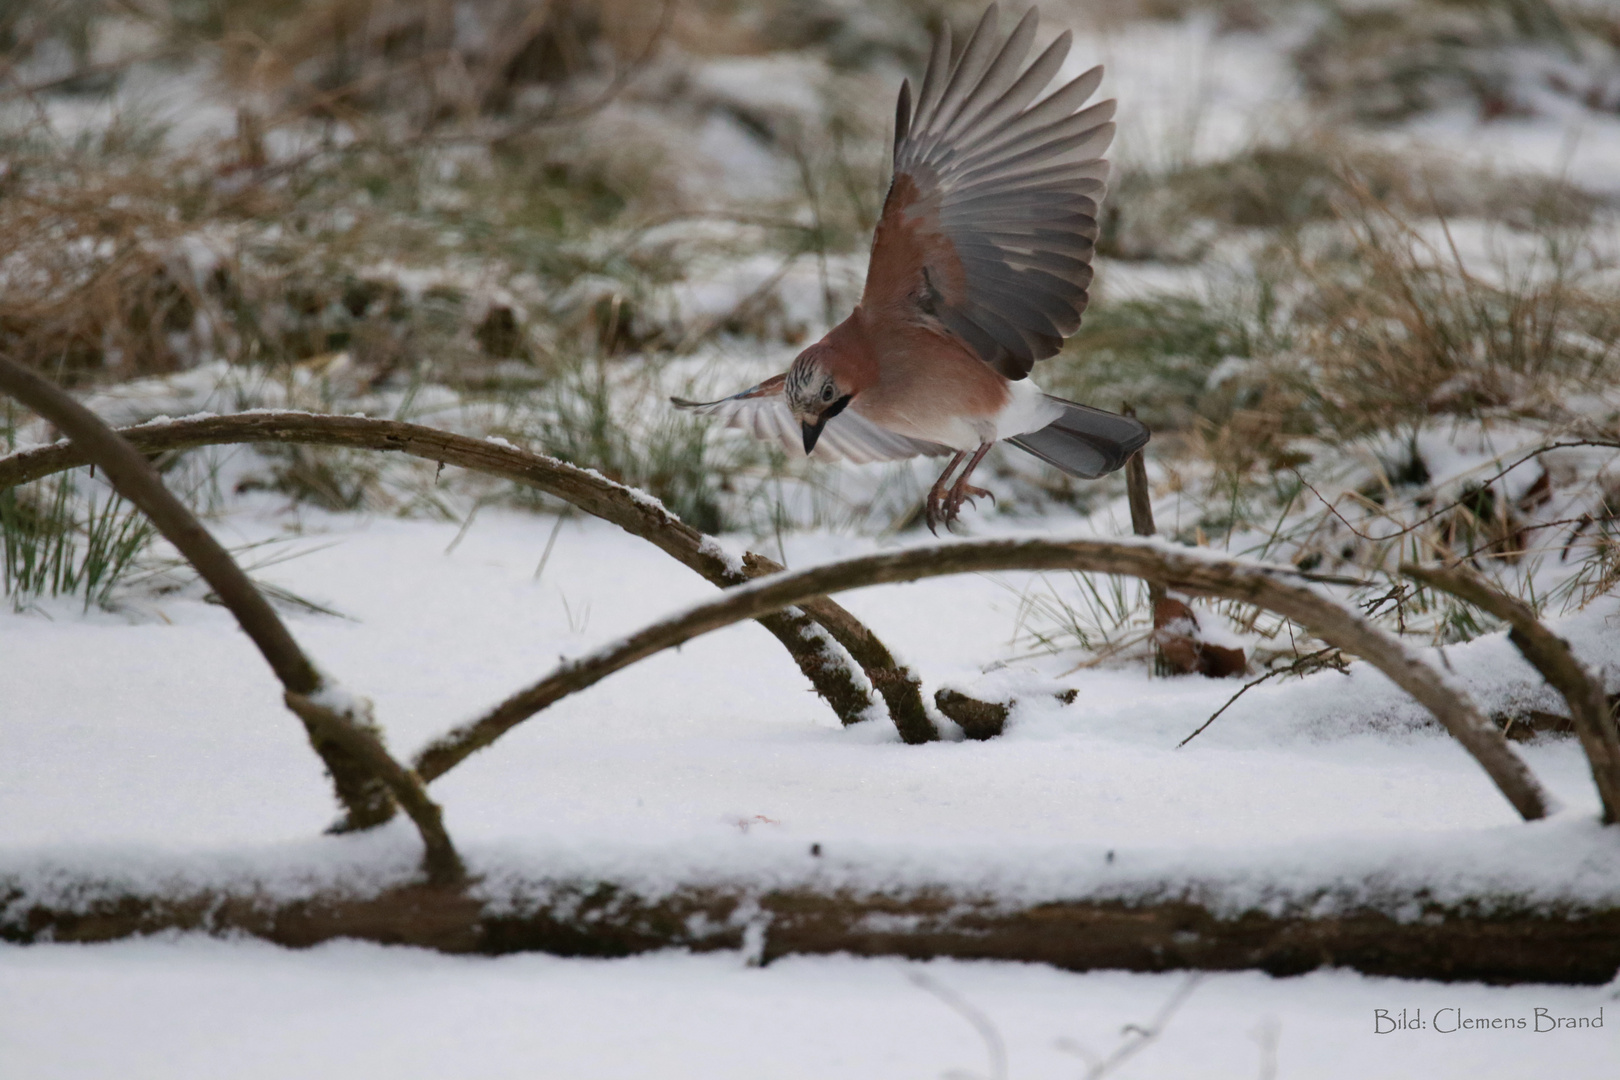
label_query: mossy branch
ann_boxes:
[0,410,939,741]
[0,362,456,871]
[414,537,1553,822]
[1403,562,1620,824]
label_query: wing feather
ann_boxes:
[923,5,1004,139]
[940,30,1070,151]
[906,21,954,143]
[930,7,1037,149]
[866,8,1113,379]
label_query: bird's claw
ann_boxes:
[923,447,994,534]
[941,482,992,527]
[926,482,993,534]
[925,489,946,535]
[948,483,993,514]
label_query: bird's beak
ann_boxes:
[801,418,824,455]
[800,395,852,456]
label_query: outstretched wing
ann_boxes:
[672,378,951,464]
[864,4,1113,380]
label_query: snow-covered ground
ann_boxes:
[10,3,1620,1074]
[3,504,1618,907]
[4,940,1616,1079]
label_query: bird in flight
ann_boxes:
[674,4,1147,532]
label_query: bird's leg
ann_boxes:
[925,451,968,535]
[941,443,995,528]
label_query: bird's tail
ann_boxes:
[1006,396,1149,479]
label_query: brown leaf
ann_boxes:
[1153,596,1247,678]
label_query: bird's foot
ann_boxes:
[923,449,979,535]
[925,484,991,534]
[924,477,955,535]
[925,487,946,535]
[941,481,994,526]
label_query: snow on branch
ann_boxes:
[416,536,1554,822]
[11,863,1618,984]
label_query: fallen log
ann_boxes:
[5,873,1617,985]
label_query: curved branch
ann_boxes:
[414,538,1553,822]
[0,360,434,853]
[0,411,936,740]
[0,381,316,692]
[286,693,463,883]
[1404,562,1620,824]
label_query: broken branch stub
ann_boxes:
[417,537,1553,823]
[1403,562,1620,824]
[0,412,945,742]
[0,362,454,862]
[1124,434,1245,679]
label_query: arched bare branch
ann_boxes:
[0,410,939,741]
[286,692,462,882]
[414,537,1552,821]
[1404,562,1620,824]
[0,360,461,881]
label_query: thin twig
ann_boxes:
[534,509,569,582]
[1177,647,1343,748]
[1292,439,1620,544]
[1080,974,1205,1080]
[905,970,1007,1080]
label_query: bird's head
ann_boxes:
[785,343,855,455]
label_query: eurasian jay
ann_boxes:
[674,4,1148,531]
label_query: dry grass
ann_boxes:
[1296,0,1620,124]
[1288,209,1620,440]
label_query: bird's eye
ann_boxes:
[821,385,835,402]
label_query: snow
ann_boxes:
[306,677,369,720]
[1084,16,1305,173]
[3,508,1617,917]
[697,534,748,576]
[8,3,1620,1072]
[2,940,1616,1080]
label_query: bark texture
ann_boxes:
[285,693,463,883]
[5,875,1616,985]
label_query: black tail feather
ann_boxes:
[1007,396,1149,479]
